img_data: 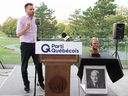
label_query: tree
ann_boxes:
[82,7,98,37]
[2,17,17,37]
[103,7,128,38]
[69,9,86,36]
[116,7,128,36]
[35,3,57,38]
[82,0,117,37]
[0,24,2,31]
[68,0,117,38]
[56,23,66,35]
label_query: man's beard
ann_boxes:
[28,12,34,17]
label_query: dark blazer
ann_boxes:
[87,80,105,89]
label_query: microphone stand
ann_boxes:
[0,60,5,69]
[34,66,37,96]
[112,39,123,69]
[34,18,40,96]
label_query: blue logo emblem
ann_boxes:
[41,44,50,53]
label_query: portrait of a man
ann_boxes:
[86,69,106,89]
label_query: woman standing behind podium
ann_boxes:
[16,3,44,93]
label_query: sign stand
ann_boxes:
[36,41,82,96]
[40,55,79,96]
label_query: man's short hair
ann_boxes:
[91,70,100,76]
[24,3,33,9]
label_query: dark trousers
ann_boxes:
[20,42,44,87]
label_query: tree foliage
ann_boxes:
[2,17,17,37]
[68,9,84,36]
[56,23,66,35]
[35,3,57,38]
[69,0,117,38]
[0,24,2,31]
[1,1,128,39]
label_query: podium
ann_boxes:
[40,55,79,96]
[36,41,82,96]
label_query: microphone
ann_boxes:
[35,18,41,26]
[35,18,41,41]
[61,33,67,38]
[61,32,73,41]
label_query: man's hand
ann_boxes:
[24,22,30,31]
[16,21,30,37]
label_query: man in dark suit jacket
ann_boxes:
[87,70,105,88]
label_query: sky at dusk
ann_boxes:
[0,0,128,24]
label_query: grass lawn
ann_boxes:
[0,37,19,46]
[121,60,128,65]
[0,34,33,64]
[0,36,20,64]
[82,46,90,53]
[0,47,20,64]
[0,31,128,65]
[0,31,6,37]
[0,47,33,64]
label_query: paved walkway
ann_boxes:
[0,65,128,96]
[0,69,12,87]
[0,65,80,96]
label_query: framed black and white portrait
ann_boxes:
[84,66,107,94]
